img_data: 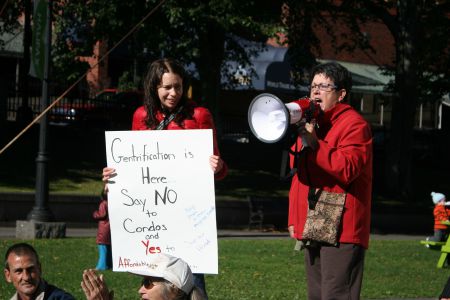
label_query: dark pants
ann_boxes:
[429,229,447,242]
[193,273,208,299]
[304,243,365,300]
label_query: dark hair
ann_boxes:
[4,243,39,270]
[310,62,352,101]
[143,58,194,129]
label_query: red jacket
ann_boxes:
[131,105,227,180]
[93,199,111,245]
[434,204,450,230]
[288,102,373,248]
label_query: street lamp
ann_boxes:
[27,0,53,222]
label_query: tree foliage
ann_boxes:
[2,0,283,107]
[283,0,450,199]
[0,0,24,43]
[33,0,281,110]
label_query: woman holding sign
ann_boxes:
[102,58,227,298]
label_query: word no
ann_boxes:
[121,188,178,212]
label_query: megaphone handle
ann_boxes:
[280,141,303,181]
[279,149,290,180]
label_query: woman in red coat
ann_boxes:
[103,58,227,298]
[288,62,373,300]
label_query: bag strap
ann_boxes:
[302,149,350,209]
[280,140,301,180]
[307,188,322,210]
[300,150,320,209]
[156,106,183,130]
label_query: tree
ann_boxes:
[19,0,283,118]
[345,0,450,199]
[283,0,450,199]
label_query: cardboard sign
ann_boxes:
[105,129,218,274]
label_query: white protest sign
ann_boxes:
[105,129,218,274]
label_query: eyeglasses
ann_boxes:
[141,277,161,289]
[309,83,338,92]
[141,278,152,289]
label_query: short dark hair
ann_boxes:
[4,243,39,270]
[310,62,352,101]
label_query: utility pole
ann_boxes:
[27,0,53,222]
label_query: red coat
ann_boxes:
[93,199,111,245]
[132,105,227,180]
[288,102,373,248]
[434,204,450,230]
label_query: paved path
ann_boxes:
[0,226,425,240]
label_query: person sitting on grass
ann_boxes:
[4,242,75,300]
[81,253,206,300]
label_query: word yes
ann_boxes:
[141,240,161,255]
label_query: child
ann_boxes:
[93,188,112,270]
[427,192,450,242]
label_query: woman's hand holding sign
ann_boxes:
[209,155,224,174]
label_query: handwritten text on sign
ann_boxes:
[105,129,218,274]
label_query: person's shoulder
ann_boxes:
[45,282,75,300]
[132,106,148,130]
[339,103,369,125]
[133,105,147,117]
[192,105,212,119]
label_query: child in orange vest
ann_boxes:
[427,192,450,242]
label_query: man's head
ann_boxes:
[309,62,352,112]
[4,243,42,299]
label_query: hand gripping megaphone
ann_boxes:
[248,93,321,143]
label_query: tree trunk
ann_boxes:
[195,22,225,133]
[384,0,419,199]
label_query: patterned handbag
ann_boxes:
[302,188,346,246]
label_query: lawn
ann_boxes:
[1,238,449,299]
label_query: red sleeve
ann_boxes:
[93,200,108,220]
[194,107,228,180]
[132,106,148,130]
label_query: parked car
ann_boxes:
[50,89,143,130]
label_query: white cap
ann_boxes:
[431,192,446,204]
[130,254,194,294]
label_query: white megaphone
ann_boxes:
[248,93,320,143]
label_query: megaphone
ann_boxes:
[248,93,320,143]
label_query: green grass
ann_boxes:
[1,238,449,299]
